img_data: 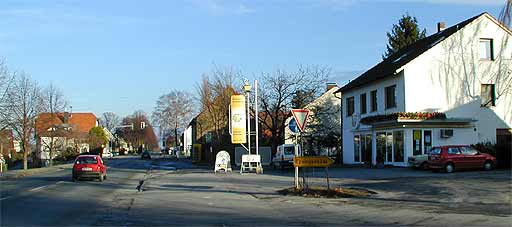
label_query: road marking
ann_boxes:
[29,185,48,192]
[0,196,13,201]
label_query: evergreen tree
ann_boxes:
[383,13,427,59]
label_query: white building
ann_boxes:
[284,84,342,157]
[182,124,193,157]
[337,13,511,167]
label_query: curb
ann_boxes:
[0,163,73,180]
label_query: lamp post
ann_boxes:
[243,80,252,155]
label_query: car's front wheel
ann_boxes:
[484,161,494,171]
[445,163,454,173]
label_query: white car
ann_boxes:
[272,144,302,169]
[408,154,429,169]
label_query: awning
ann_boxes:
[364,118,476,130]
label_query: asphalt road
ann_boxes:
[1,156,511,226]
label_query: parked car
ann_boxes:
[141,151,151,160]
[408,152,430,169]
[429,145,496,173]
[102,151,113,159]
[272,144,302,169]
[72,155,107,182]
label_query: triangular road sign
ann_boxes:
[291,109,310,132]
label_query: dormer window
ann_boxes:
[479,38,494,61]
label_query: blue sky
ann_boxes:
[0,0,505,118]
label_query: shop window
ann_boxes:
[354,135,360,162]
[385,85,397,109]
[376,133,386,163]
[393,131,404,162]
[386,132,393,162]
[360,93,367,114]
[424,130,432,154]
[481,84,496,107]
[362,134,373,164]
[413,130,422,156]
[347,97,355,116]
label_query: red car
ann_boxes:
[429,145,496,173]
[72,155,107,182]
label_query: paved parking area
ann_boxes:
[2,157,511,226]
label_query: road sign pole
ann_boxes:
[295,133,299,189]
[255,80,259,157]
[246,91,250,155]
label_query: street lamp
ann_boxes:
[242,80,252,155]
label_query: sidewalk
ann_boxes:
[0,163,73,180]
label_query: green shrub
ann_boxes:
[472,142,497,157]
[55,147,79,161]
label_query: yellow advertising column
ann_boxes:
[231,95,247,144]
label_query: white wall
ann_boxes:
[183,125,193,157]
[342,14,511,165]
[403,14,512,143]
[285,87,342,147]
[342,75,405,164]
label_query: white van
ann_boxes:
[272,144,302,169]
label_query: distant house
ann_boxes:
[35,112,98,165]
[284,83,342,158]
[336,13,511,167]
[102,127,115,157]
[0,129,15,159]
[183,124,193,157]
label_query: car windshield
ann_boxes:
[430,148,442,155]
[284,147,295,155]
[76,157,97,164]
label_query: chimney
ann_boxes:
[326,82,338,92]
[63,112,71,124]
[437,22,446,32]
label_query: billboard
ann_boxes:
[230,95,246,144]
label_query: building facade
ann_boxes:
[338,13,511,167]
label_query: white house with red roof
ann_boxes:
[35,112,98,165]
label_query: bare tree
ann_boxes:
[258,65,330,153]
[499,0,511,28]
[152,90,195,149]
[3,73,43,170]
[195,66,240,149]
[0,59,15,130]
[99,112,121,132]
[39,84,68,166]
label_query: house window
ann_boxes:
[360,93,367,114]
[370,90,377,112]
[479,39,494,61]
[385,85,397,109]
[347,97,355,116]
[481,84,496,107]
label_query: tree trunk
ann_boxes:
[23,137,28,170]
